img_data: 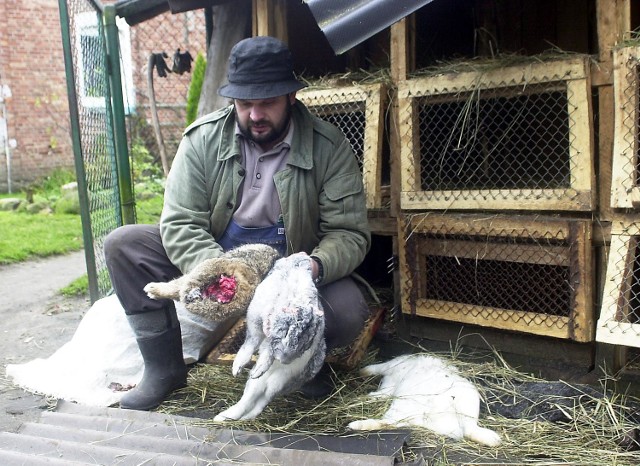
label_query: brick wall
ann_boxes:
[0,2,208,193]
[129,10,207,162]
[0,0,73,193]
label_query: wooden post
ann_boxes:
[252,0,287,41]
[596,0,631,221]
[595,0,632,374]
[389,17,414,219]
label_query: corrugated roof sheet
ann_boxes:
[0,400,410,465]
[305,0,436,55]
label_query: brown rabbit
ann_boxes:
[144,244,280,321]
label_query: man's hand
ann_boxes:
[310,257,319,281]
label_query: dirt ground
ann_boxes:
[0,251,90,433]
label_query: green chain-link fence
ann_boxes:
[59,0,134,302]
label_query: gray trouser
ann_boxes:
[104,224,370,351]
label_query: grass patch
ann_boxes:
[60,275,89,297]
[135,195,164,224]
[0,211,82,264]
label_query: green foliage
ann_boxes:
[0,211,82,264]
[131,139,164,184]
[130,138,165,223]
[186,52,207,126]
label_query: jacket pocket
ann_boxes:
[324,172,363,201]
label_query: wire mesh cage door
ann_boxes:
[397,57,594,212]
[398,213,594,342]
[612,46,640,209]
[596,222,640,348]
[59,0,126,301]
[298,83,387,209]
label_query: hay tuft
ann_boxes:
[408,49,594,79]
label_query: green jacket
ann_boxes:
[160,100,371,285]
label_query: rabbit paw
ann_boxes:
[144,281,179,300]
[143,282,163,299]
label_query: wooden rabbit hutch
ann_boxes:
[103,0,640,383]
[245,0,640,384]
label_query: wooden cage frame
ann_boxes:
[205,307,386,370]
[611,46,640,209]
[596,222,640,348]
[398,213,594,342]
[298,83,387,209]
[397,57,594,211]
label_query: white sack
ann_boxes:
[6,294,231,407]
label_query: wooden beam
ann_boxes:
[597,0,631,62]
[252,0,287,40]
[390,16,414,82]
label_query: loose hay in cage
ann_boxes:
[159,346,640,465]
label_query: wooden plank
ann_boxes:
[597,0,631,62]
[570,220,594,342]
[397,96,419,194]
[596,234,636,344]
[401,189,593,211]
[418,239,571,267]
[405,212,574,239]
[413,298,572,340]
[388,19,409,218]
[272,0,287,41]
[390,17,413,82]
[567,76,595,195]
[397,57,589,99]
[367,214,397,236]
[362,84,385,209]
[251,0,286,39]
[611,46,639,208]
[597,321,640,347]
[252,0,268,36]
[298,86,372,101]
[598,84,615,220]
[397,214,414,315]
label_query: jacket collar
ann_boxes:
[217,101,314,170]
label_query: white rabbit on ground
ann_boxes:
[348,354,502,447]
[214,253,325,421]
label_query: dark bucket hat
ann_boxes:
[218,36,306,100]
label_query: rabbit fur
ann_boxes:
[348,354,501,447]
[144,244,280,321]
[214,252,326,421]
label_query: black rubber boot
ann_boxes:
[120,325,188,411]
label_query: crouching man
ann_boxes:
[104,36,371,410]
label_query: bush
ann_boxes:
[131,140,164,186]
[186,52,206,126]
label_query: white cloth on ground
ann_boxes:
[5,294,230,407]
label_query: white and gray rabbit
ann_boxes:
[348,354,501,447]
[214,253,326,421]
